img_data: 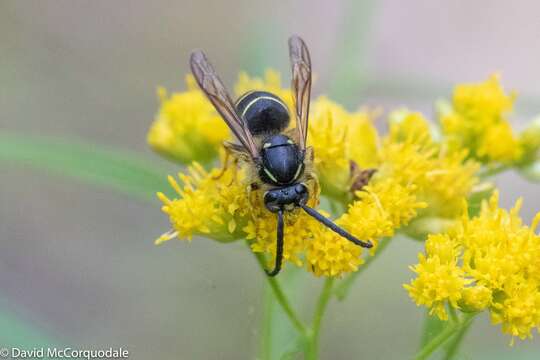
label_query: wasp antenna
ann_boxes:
[300,204,373,248]
[265,210,285,277]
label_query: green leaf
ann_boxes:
[419,311,446,349]
[467,182,495,217]
[0,311,55,347]
[0,132,172,202]
[0,296,57,347]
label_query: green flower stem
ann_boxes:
[305,278,335,360]
[414,314,475,360]
[443,316,474,360]
[253,250,308,336]
[447,305,459,324]
[478,164,510,179]
[260,283,274,360]
[333,237,391,300]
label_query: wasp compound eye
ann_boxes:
[264,191,277,202]
[263,191,281,213]
[294,183,309,206]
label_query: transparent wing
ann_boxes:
[288,35,312,151]
[190,50,259,160]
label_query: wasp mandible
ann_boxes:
[190,35,372,276]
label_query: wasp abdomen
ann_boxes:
[236,91,290,136]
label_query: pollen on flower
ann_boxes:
[147,75,230,164]
[405,191,540,342]
[438,74,523,164]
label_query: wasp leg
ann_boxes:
[247,183,260,210]
[212,146,232,180]
[230,158,240,185]
[303,173,321,204]
[265,209,284,277]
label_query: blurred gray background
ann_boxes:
[1,1,539,359]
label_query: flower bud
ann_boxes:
[459,285,492,313]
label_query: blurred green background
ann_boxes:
[1,1,540,359]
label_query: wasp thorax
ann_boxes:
[235,91,290,136]
[259,134,304,185]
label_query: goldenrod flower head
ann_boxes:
[381,114,480,218]
[147,75,230,164]
[439,74,523,164]
[308,97,379,197]
[155,162,250,244]
[405,191,540,341]
[340,177,427,248]
[405,252,469,320]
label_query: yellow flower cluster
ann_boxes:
[383,110,479,218]
[155,162,250,244]
[439,74,523,165]
[405,191,540,342]
[154,109,478,277]
[147,75,230,164]
[155,160,426,276]
[151,69,488,278]
[149,66,540,354]
[155,160,370,276]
